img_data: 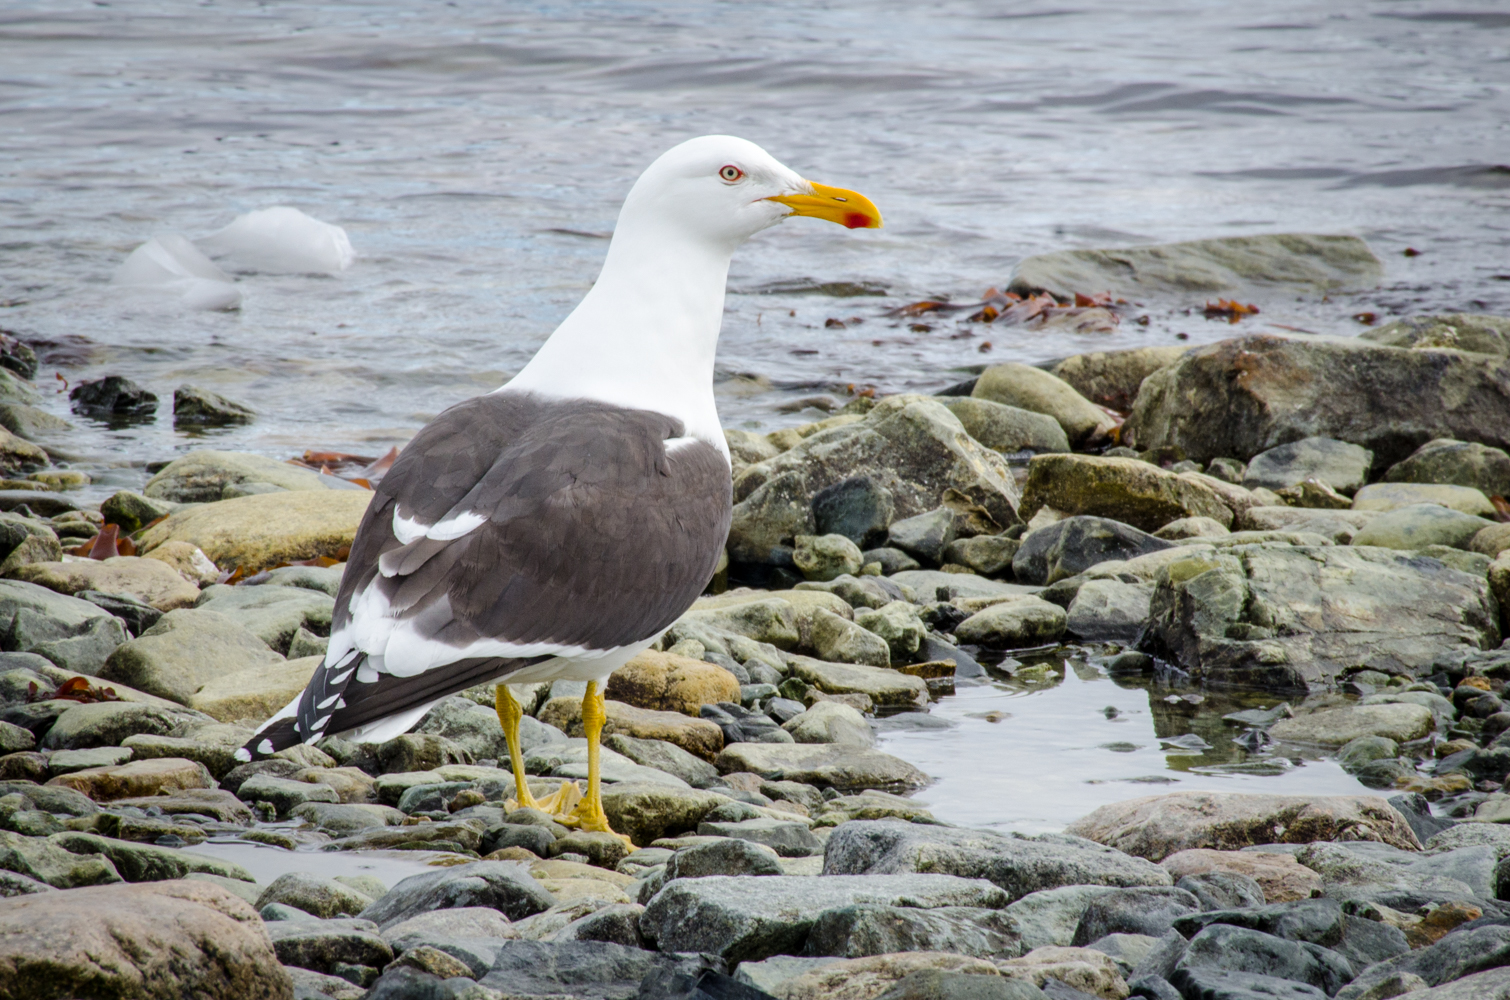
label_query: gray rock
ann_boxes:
[1072,886,1201,945]
[1386,438,1510,498]
[357,861,556,929]
[942,535,1021,577]
[865,548,922,574]
[1085,933,1161,974]
[172,385,255,426]
[1294,842,1476,907]
[727,470,815,567]
[603,733,720,790]
[482,823,554,857]
[855,601,927,658]
[1053,346,1192,415]
[1125,334,1510,468]
[1336,736,1399,773]
[1337,924,1510,1000]
[805,904,1025,960]
[552,902,647,948]
[735,956,847,995]
[1004,886,1122,951]
[253,564,345,597]
[378,733,474,774]
[940,397,1069,455]
[1351,503,1491,551]
[954,598,1067,649]
[888,508,957,566]
[713,742,930,792]
[41,701,205,751]
[144,449,340,503]
[1243,437,1373,495]
[266,916,393,977]
[971,364,1114,448]
[1176,872,1266,912]
[477,940,680,998]
[416,696,565,763]
[664,838,783,879]
[823,821,1173,903]
[257,872,374,919]
[47,746,131,774]
[782,701,875,747]
[0,579,128,673]
[289,802,402,836]
[1009,234,1382,298]
[1065,579,1153,643]
[193,583,334,654]
[639,873,1009,962]
[1014,517,1173,586]
[813,477,896,549]
[1169,966,1327,1000]
[0,869,54,897]
[783,655,928,708]
[700,701,793,744]
[892,570,1032,601]
[697,817,823,857]
[1373,967,1510,1000]
[97,608,284,705]
[380,905,516,954]
[237,773,339,817]
[1176,924,1354,996]
[1360,313,1510,356]
[1141,544,1499,690]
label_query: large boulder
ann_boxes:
[1140,545,1498,690]
[639,873,1008,962]
[0,879,290,999]
[732,396,1022,549]
[822,820,1172,902]
[144,449,347,502]
[188,656,321,723]
[1019,455,1233,532]
[970,364,1114,448]
[138,490,373,574]
[1008,234,1383,298]
[1052,346,1191,413]
[1124,334,1510,467]
[1065,792,1421,862]
[1385,438,1510,498]
[191,583,334,654]
[356,861,556,929]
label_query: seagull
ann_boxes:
[239,135,882,840]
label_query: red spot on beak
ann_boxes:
[842,212,873,230]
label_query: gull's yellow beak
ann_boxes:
[767,182,883,230]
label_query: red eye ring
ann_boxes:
[719,165,744,182]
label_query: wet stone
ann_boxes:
[813,476,896,549]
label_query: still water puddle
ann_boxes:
[881,648,1372,835]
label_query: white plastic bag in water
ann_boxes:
[197,206,354,274]
[111,234,242,311]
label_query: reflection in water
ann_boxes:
[879,646,1372,834]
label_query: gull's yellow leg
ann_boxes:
[560,681,632,847]
[495,684,576,815]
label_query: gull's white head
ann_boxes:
[616,135,883,252]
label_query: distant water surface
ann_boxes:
[1,0,1506,499]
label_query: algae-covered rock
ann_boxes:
[10,556,200,612]
[98,608,284,706]
[1052,345,1191,413]
[1385,438,1510,498]
[603,650,740,717]
[1020,454,1233,533]
[1141,545,1498,690]
[1243,437,1373,495]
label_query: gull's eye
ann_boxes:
[719,165,744,183]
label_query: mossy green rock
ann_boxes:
[1020,454,1233,533]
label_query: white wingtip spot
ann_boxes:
[234,747,252,763]
[257,739,275,755]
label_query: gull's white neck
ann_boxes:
[502,217,732,454]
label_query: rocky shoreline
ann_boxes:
[1,314,1510,999]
